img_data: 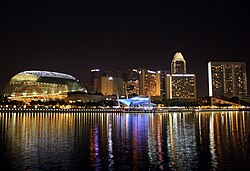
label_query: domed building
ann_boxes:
[3,70,87,102]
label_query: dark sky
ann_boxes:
[0,0,249,97]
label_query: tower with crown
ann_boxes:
[165,52,197,102]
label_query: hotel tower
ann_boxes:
[208,62,247,99]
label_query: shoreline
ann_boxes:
[0,107,249,113]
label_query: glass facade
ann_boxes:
[3,70,87,101]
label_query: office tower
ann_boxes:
[94,76,124,96]
[123,69,140,97]
[159,70,170,97]
[171,52,186,74]
[90,68,102,93]
[208,62,247,99]
[165,74,196,100]
[166,52,196,100]
[139,68,161,97]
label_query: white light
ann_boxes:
[91,69,100,72]
[148,70,156,74]
[172,74,195,77]
[208,62,213,97]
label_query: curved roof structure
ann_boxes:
[11,70,77,83]
[3,70,87,101]
[21,70,76,80]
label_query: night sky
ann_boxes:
[0,0,249,97]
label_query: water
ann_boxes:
[1,111,250,170]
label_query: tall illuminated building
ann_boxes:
[208,62,247,99]
[166,52,196,100]
[165,74,196,100]
[159,70,170,98]
[123,69,140,97]
[171,52,186,74]
[138,68,161,97]
[89,68,102,93]
[94,76,124,96]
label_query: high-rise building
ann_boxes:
[165,74,196,100]
[138,68,161,97]
[208,62,247,99]
[89,68,102,93]
[171,52,186,74]
[90,69,115,94]
[123,69,140,97]
[166,52,196,100]
[94,76,124,96]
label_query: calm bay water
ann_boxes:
[1,111,250,170]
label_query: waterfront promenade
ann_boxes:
[1,106,249,113]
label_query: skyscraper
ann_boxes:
[165,74,196,100]
[123,69,140,97]
[171,52,186,74]
[94,76,124,96]
[166,52,196,100]
[89,68,102,93]
[208,62,247,99]
[138,68,161,97]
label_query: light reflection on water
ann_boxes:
[0,111,250,170]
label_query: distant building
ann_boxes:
[166,52,196,100]
[159,70,170,98]
[138,68,161,97]
[94,76,124,96]
[208,62,247,99]
[3,70,87,102]
[126,80,140,97]
[89,68,102,93]
[171,52,186,74]
[123,69,140,97]
[165,74,196,100]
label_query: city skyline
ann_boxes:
[0,1,249,97]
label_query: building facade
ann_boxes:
[208,62,247,99]
[166,52,196,100]
[3,70,87,102]
[123,69,140,97]
[171,52,186,74]
[94,76,124,96]
[89,68,102,93]
[165,74,196,100]
[138,68,161,97]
